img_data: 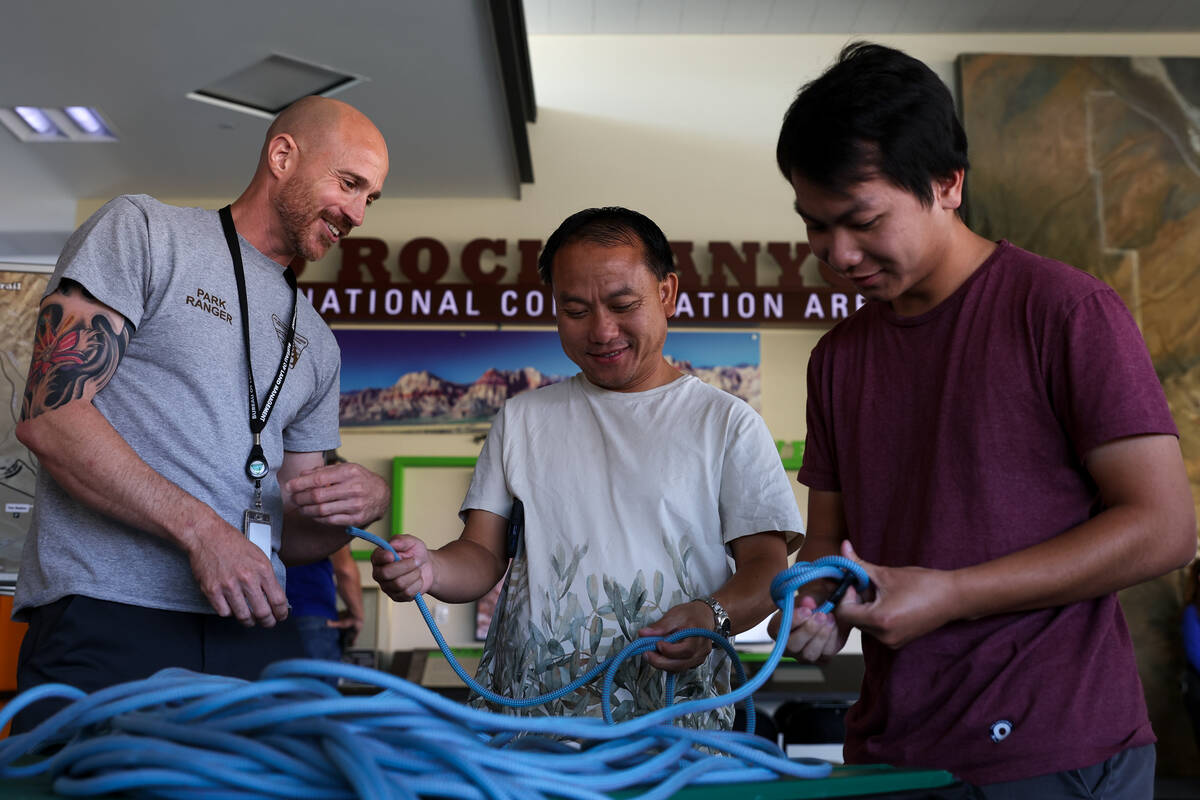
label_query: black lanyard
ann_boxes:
[218,205,299,484]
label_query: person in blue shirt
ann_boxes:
[1183,559,1200,753]
[286,452,367,680]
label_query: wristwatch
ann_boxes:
[696,595,732,638]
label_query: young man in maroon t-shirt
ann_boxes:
[770,42,1195,797]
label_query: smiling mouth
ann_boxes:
[589,347,627,361]
[324,220,343,241]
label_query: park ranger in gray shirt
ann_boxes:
[12,96,391,732]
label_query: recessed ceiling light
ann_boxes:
[187,54,365,119]
[14,106,60,136]
[64,106,111,136]
[0,106,117,142]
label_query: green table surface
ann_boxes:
[0,764,957,799]
[613,764,959,798]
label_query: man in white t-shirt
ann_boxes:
[372,207,803,727]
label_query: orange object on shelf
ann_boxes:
[0,595,26,738]
[1,596,26,692]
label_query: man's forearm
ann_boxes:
[427,539,508,603]
[715,532,788,634]
[14,397,295,626]
[17,401,227,550]
[836,437,1196,650]
[952,435,1195,620]
[952,503,1194,620]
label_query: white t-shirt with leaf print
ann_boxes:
[460,373,804,729]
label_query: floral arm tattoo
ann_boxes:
[20,280,130,420]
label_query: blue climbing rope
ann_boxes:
[0,534,870,800]
[350,526,754,726]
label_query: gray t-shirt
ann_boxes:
[14,195,341,617]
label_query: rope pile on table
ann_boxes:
[0,530,869,800]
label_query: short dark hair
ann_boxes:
[537,207,675,285]
[776,42,969,206]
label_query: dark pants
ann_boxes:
[292,614,343,687]
[1184,665,1200,756]
[13,594,305,734]
[966,744,1155,800]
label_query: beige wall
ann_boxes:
[80,29,1200,678]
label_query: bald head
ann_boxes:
[258,96,387,169]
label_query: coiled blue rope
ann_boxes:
[349,526,753,727]
[0,534,870,800]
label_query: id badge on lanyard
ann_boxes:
[218,205,298,558]
[244,509,273,557]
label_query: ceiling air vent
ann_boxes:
[187,54,365,119]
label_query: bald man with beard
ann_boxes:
[11,96,391,731]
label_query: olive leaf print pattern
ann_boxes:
[471,533,733,729]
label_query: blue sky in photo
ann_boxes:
[334,329,760,391]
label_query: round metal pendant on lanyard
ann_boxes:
[217,205,299,495]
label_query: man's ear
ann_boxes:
[266,133,299,179]
[934,169,965,211]
[659,272,679,316]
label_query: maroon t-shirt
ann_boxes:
[798,241,1176,784]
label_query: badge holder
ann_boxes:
[242,438,272,557]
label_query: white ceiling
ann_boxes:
[0,0,525,259]
[527,0,1200,34]
[2,0,1197,262]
